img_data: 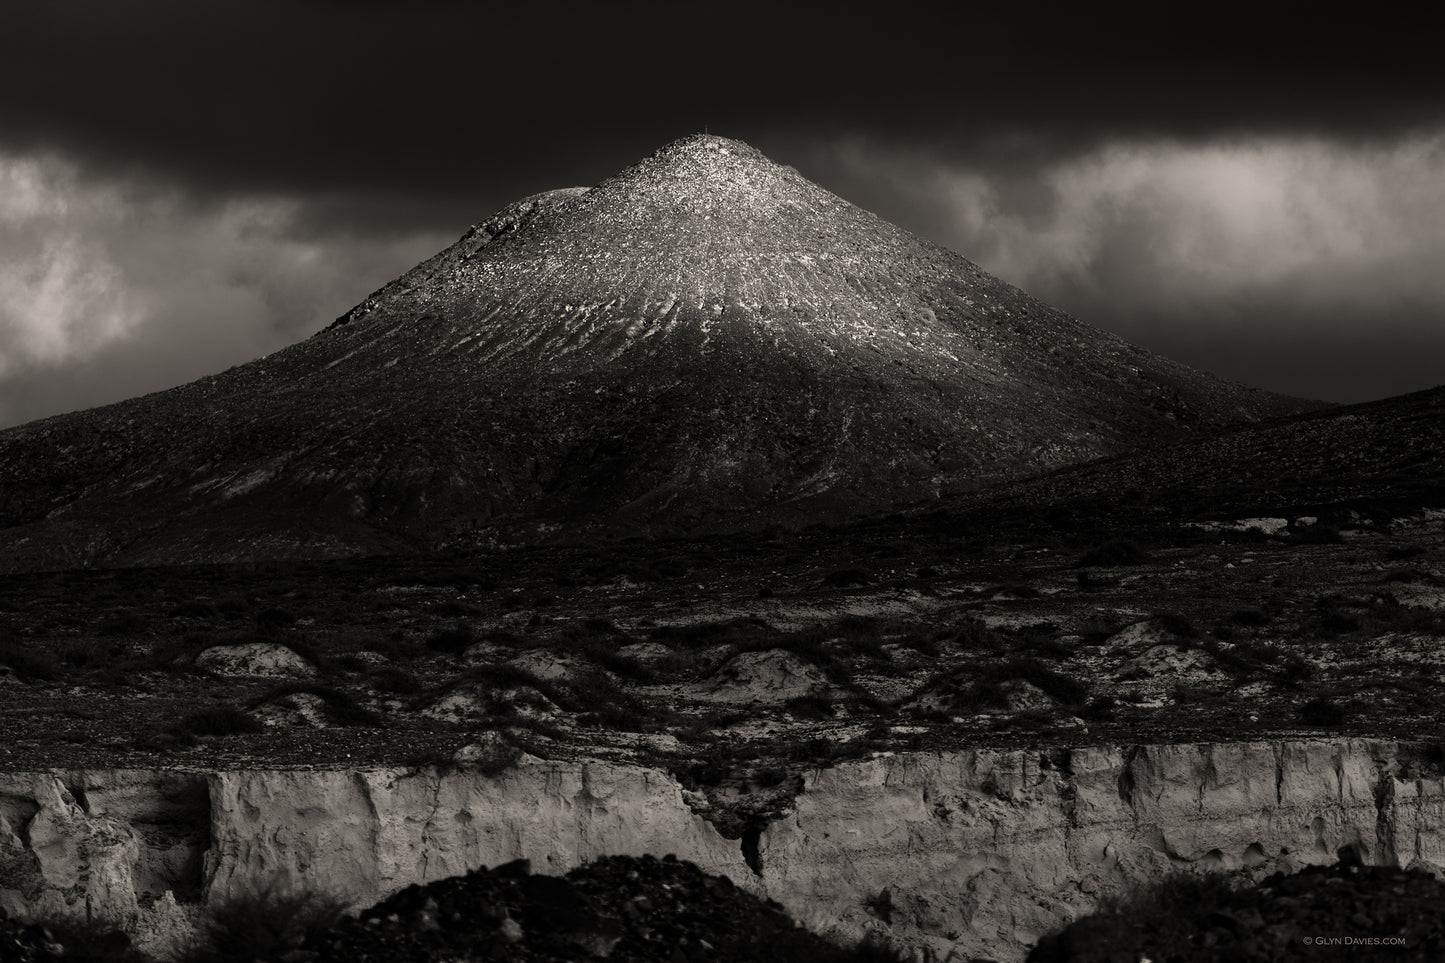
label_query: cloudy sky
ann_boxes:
[2,2,1443,427]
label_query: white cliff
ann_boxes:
[1,740,1442,962]
[203,761,747,902]
[762,740,1444,961]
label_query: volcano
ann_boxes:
[0,135,1311,570]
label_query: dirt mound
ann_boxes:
[195,642,316,678]
[692,650,831,704]
[421,680,561,725]
[307,854,897,963]
[252,691,333,728]
[248,685,383,730]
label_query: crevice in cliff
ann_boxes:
[1054,748,1080,830]
[418,771,446,882]
[1198,745,1218,811]
[352,771,383,883]
[1273,742,1285,806]
[200,774,229,900]
[1118,746,1141,814]
[1332,746,1347,803]
[0,792,42,875]
[127,773,214,905]
[63,779,90,814]
[740,823,763,878]
[675,766,805,842]
[1373,759,1398,868]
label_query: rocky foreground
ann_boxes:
[7,854,1445,962]
[5,736,1445,963]
[2,387,1442,963]
[1029,856,1445,962]
[308,854,897,963]
[0,855,898,963]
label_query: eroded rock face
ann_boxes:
[0,770,207,955]
[761,741,1445,961]
[1,740,1442,962]
[202,761,747,903]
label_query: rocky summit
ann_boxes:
[0,135,1310,571]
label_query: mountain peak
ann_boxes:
[0,135,1315,570]
[644,132,770,167]
[594,133,809,214]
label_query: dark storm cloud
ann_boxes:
[819,135,1445,402]
[1,2,1443,425]
[6,2,1445,207]
[0,151,451,427]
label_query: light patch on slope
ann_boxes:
[223,464,281,497]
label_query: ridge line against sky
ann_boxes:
[1,2,1443,427]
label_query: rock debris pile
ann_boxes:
[307,854,894,963]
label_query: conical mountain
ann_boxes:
[0,135,1312,570]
